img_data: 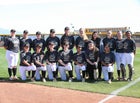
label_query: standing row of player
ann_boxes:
[4,27,136,84]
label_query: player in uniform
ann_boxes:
[73,45,86,82]
[19,43,36,81]
[32,43,46,82]
[20,30,33,78]
[44,42,58,81]
[61,27,75,50]
[58,41,73,82]
[20,30,32,51]
[75,28,88,51]
[85,40,99,82]
[102,30,116,80]
[45,29,60,51]
[91,31,103,80]
[101,44,115,84]
[115,31,124,80]
[4,29,20,80]
[32,31,46,52]
[120,31,136,81]
[102,30,116,52]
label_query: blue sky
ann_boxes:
[0,0,140,33]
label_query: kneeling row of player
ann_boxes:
[20,40,115,83]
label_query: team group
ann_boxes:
[4,27,136,84]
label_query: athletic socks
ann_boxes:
[12,68,17,76]
[82,71,86,78]
[42,71,46,78]
[8,68,12,77]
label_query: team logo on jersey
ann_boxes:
[79,41,84,46]
[26,55,31,62]
[124,42,128,49]
[49,54,56,61]
[76,56,83,63]
[89,53,95,60]
[117,41,123,49]
[104,56,110,64]
[107,42,112,48]
[64,54,70,61]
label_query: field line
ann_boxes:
[98,77,140,103]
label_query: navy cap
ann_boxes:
[49,41,55,45]
[36,31,41,35]
[63,41,69,45]
[50,29,55,33]
[23,30,28,34]
[23,43,30,47]
[36,43,42,48]
[77,44,82,48]
[10,29,16,33]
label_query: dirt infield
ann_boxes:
[0,82,140,103]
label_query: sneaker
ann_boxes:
[69,78,72,82]
[82,78,85,82]
[42,78,46,82]
[116,77,121,81]
[13,76,19,80]
[122,77,127,81]
[127,78,133,82]
[31,78,35,82]
[53,78,57,82]
[9,76,13,80]
[108,80,112,84]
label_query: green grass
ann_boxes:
[0,48,140,98]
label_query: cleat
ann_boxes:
[13,76,19,80]
[53,78,57,82]
[108,80,112,84]
[69,78,72,82]
[82,78,85,82]
[9,76,13,80]
[31,78,35,82]
[42,78,46,82]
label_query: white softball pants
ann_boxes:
[6,50,19,69]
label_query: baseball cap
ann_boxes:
[35,43,42,48]
[49,41,55,45]
[23,43,30,47]
[125,30,132,34]
[77,44,82,48]
[10,29,16,33]
[63,41,70,45]
[64,26,70,30]
[50,29,55,33]
[23,30,28,34]
[36,31,41,35]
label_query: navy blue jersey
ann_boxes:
[73,52,86,64]
[123,38,136,53]
[44,50,58,63]
[75,36,86,51]
[115,38,124,53]
[91,37,101,50]
[32,38,46,52]
[32,52,45,67]
[103,37,116,51]
[45,36,60,51]
[4,37,20,53]
[58,49,73,66]
[20,38,32,51]
[61,34,75,49]
[20,51,32,66]
[85,49,99,62]
[101,52,115,66]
